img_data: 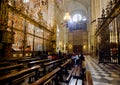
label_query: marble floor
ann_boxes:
[85,55,120,85]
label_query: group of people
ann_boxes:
[37,50,85,64]
[71,53,85,65]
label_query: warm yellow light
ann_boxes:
[83,45,86,49]
[64,12,71,21]
[59,42,62,46]
[68,44,72,49]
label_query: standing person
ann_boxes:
[79,53,85,65]
[77,53,81,65]
[99,50,104,64]
[58,50,62,59]
[71,53,76,65]
[75,53,80,65]
[80,53,85,61]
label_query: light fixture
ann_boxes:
[73,14,82,22]
[63,0,71,21]
[23,0,29,3]
[82,18,87,21]
[82,16,87,21]
[69,19,73,23]
[64,12,71,21]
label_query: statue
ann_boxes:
[37,8,43,20]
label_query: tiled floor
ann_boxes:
[85,55,120,85]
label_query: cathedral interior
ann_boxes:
[0,0,120,85]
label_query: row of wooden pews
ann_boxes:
[60,58,93,85]
[0,55,93,85]
[0,63,23,73]
[0,56,43,85]
[28,59,50,67]
[31,59,72,85]
[0,59,40,84]
[0,56,68,85]
[29,57,93,85]
[0,62,10,67]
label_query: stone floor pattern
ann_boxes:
[85,56,120,85]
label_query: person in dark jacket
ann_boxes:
[80,53,85,61]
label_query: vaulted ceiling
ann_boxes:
[65,0,90,18]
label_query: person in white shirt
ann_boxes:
[75,54,80,65]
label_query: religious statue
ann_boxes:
[37,9,43,20]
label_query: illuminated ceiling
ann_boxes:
[60,0,90,30]
[64,0,90,18]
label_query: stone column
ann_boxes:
[0,0,13,58]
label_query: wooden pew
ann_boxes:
[28,59,50,67]
[59,59,74,83]
[43,58,65,67]
[85,70,93,85]
[0,58,20,64]
[60,59,72,68]
[31,67,61,85]
[0,62,10,67]
[18,57,41,68]
[18,57,41,63]
[31,59,71,85]
[69,78,82,85]
[64,59,86,85]
[72,65,81,78]
[0,65,40,85]
[65,68,74,83]
[64,65,82,85]
[68,58,93,85]
[0,63,23,73]
[42,58,65,74]
[59,61,92,85]
[28,59,50,78]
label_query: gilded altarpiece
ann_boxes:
[8,12,24,51]
[7,0,52,54]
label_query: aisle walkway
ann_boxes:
[85,55,120,85]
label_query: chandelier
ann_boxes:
[23,0,29,3]
[63,0,71,21]
[63,12,71,21]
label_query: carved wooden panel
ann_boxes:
[12,30,24,51]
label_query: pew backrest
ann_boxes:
[60,59,71,68]
[0,62,10,67]
[18,58,40,63]
[43,58,65,67]
[31,59,71,85]
[0,63,23,73]
[0,65,40,84]
[28,59,50,67]
[31,67,61,85]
